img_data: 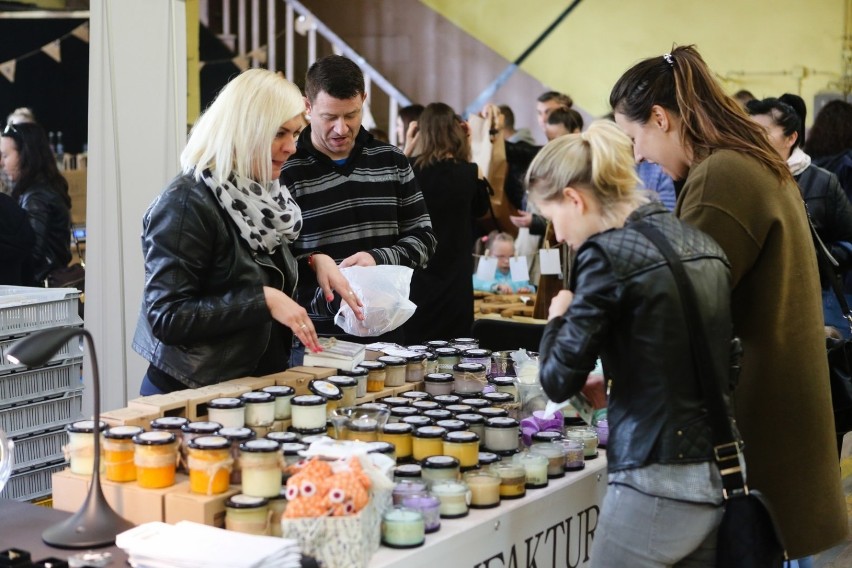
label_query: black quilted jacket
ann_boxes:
[539,202,734,472]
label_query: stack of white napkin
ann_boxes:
[116,521,302,568]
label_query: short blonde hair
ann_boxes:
[525,120,647,224]
[181,69,305,184]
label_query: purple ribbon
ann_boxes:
[520,410,563,446]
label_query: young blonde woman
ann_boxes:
[610,45,846,562]
[530,120,734,566]
[133,69,361,394]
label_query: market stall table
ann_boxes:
[371,453,608,568]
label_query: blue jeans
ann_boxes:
[823,289,852,338]
[139,374,167,396]
[591,484,723,567]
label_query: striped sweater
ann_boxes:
[280,126,436,334]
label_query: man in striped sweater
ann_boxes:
[280,54,436,344]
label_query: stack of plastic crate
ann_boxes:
[0,286,84,502]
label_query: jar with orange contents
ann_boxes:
[133,431,179,489]
[103,425,142,482]
[187,435,233,495]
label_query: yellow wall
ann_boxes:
[422,0,848,122]
[186,0,200,125]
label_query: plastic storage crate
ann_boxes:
[10,428,68,473]
[2,461,66,501]
[0,391,83,439]
[0,286,82,340]
[0,331,83,375]
[0,359,83,409]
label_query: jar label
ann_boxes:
[244,439,279,451]
[107,425,142,437]
[219,427,253,439]
[211,397,242,406]
[152,417,188,426]
[242,392,274,402]
[310,380,341,396]
[427,456,458,466]
[229,494,266,506]
[193,435,229,448]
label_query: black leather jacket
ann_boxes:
[796,164,852,279]
[132,173,298,388]
[18,182,71,284]
[539,202,733,472]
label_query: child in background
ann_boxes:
[473,231,536,294]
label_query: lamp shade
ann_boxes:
[5,326,83,367]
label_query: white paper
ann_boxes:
[539,248,562,275]
[475,256,498,282]
[509,255,530,283]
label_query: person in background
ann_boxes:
[747,95,852,337]
[132,69,361,395]
[280,55,436,348]
[610,44,846,561]
[1,107,36,195]
[805,99,852,199]
[543,106,583,141]
[535,91,574,132]
[531,120,732,568]
[472,231,535,294]
[636,160,677,211]
[0,192,35,285]
[0,122,71,286]
[498,104,536,144]
[396,103,424,148]
[733,89,756,109]
[404,102,491,343]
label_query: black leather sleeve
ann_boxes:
[538,245,619,403]
[141,186,270,345]
[824,173,852,272]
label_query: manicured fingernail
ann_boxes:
[326,294,333,301]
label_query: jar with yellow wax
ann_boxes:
[463,469,501,509]
[133,430,179,489]
[103,425,141,482]
[411,426,447,461]
[225,494,270,536]
[326,376,357,408]
[442,430,480,469]
[187,435,233,495]
[309,379,343,411]
[378,422,413,461]
[360,360,387,392]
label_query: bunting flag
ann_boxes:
[0,21,89,84]
[232,55,249,71]
[248,47,267,65]
[41,40,62,63]
[0,60,15,83]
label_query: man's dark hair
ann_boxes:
[498,105,515,130]
[537,90,573,108]
[305,55,365,102]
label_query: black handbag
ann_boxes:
[807,213,852,432]
[633,223,786,568]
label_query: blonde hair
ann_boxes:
[525,120,647,225]
[181,69,305,184]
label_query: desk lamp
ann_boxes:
[5,327,134,548]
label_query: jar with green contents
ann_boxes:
[225,494,270,535]
[434,347,461,372]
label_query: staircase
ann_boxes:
[198,0,412,145]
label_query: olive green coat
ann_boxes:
[677,150,847,557]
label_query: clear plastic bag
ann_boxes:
[334,266,417,337]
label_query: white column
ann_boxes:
[87,0,187,411]
[238,0,246,55]
[307,25,316,66]
[285,3,294,81]
[389,98,399,147]
[251,0,260,67]
[267,0,276,72]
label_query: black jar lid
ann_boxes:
[461,398,488,408]
[360,402,389,411]
[401,415,433,428]
[390,406,420,418]
[337,366,369,377]
[434,347,461,357]
[394,463,422,478]
[381,396,411,407]
[150,417,189,430]
[288,425,329,437]
[483,392,514,404]
[463,348,492,358]
[208,397,245,409]
[456,413,486,425]
[218,427,256,441]
[443,430,480,443]
[532,431,564,443]
[188,435,230,451]
[401,390,431,401]
[412,400,440,411]
[489,376,516,387]
[367,441,396,456]
[445,404,474,415]
[383,422,414,435]
[261,385,296,397]
[436,419,467,432]
[133,430,177,445]
[241,391,275,404]
[478,451,502,465]
[266,431,299,443]
[181,421,222,434]
[377,355,407,367]
[432,394,461,406]
[425,340,450,349]
[347,417,379,432]
[104,425,142,440]
[406,344,430,352]
[423,455,460,469]
[280,442,307,455]
[66,420,107,434]
[424,352,438,361]
[308,379,343,400]
[452,337,478,345]
[404,352,427,363]
[479,407,509,419]
[240,438,280,453]
[485,416,519,428]
[423,409,453,421]
[413,425,447,439]
[326,376,357,389]
[453,362,486,373]
[291,394,327,406]
[424,373,453,384]
[358,360,387,371]
[225,494,269,509]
